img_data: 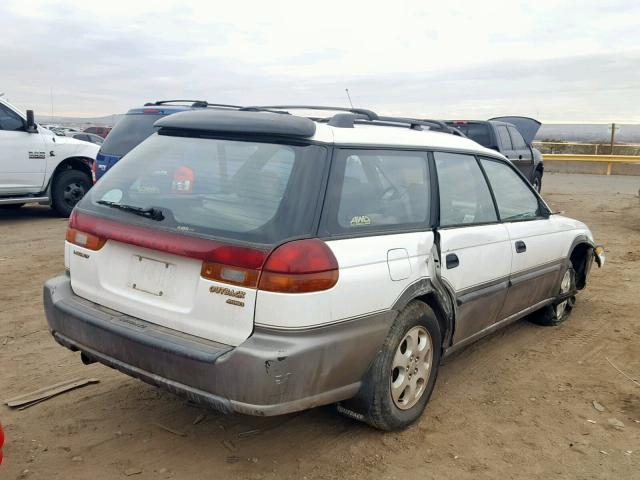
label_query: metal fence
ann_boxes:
[533,141,640,156]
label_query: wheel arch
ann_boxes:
[568,235,595,290]
[415,292,453,352]
[392,279,455,354]
[46,157,93,195]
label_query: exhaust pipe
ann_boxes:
[80,352,96,365]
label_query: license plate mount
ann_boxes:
[129,255,174,297]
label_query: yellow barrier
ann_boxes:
[543,154,640,175]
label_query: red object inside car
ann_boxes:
[172,166,194,193]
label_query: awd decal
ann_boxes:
[28,151,46,159]
[350,215,371,226]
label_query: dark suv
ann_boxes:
[93,100,240,181]
[445,117,544,192]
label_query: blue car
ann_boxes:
[94,100,240,181]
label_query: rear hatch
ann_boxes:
[488,116,541,145]
[68,132,327,346]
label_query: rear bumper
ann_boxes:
[43,275,395,416]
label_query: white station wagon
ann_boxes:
[44,106,604,430]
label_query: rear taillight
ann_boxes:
[66,227,106,250]
[91,160,97,184]
[258,239,338,293]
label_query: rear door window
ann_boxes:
[82,134,328,245]
[479,158,540,221]
[434,152,497,227]
[323,149,430,234]
[496,125,513,150]
[508,126,527,149]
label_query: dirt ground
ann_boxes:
[1,173,638,480]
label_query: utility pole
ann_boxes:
[50,87,54,122]
[609,122,617,155]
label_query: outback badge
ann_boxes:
[209,285,246,307]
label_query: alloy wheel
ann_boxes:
[390,325,433,410]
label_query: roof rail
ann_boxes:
[377,116,448,131]
[242,105,379,121]
[236,105,465,137]
[144,100,243,109]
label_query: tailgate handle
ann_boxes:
[515,241,527,253]
[446,253,459,269]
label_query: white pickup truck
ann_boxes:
[0,97,99,216]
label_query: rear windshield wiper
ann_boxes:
[97,200,165,221]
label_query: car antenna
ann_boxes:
[345,88,354,108]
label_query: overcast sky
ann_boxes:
[1,0,639,122]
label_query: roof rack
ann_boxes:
[144,100,243,109]
[243,105,463,136]
[241,105,379,121]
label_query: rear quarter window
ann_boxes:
[448,123,492,148]
[322,149,430,235]
[99,113,164,157]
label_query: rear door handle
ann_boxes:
[446,253,459,269]
[515,241,527,253]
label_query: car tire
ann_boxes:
[530,265,576,326]
[532,169,543,193]
[358,301,441,431]
[51,169,91,217]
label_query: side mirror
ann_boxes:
[25,110,37,133]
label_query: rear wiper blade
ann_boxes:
[97,200,165,221]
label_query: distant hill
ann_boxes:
[536,124,640,143]
[37,114,640,144]
[36,114,124,127]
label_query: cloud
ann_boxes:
[1,0,639,122]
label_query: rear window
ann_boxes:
[81,133,327,245]
[446,122,492,148]
[99,113,163,157]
